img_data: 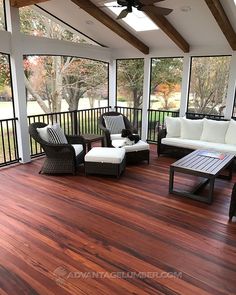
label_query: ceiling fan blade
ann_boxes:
[117,0,129,5]
[139,0,165,4]
[117,8,129,19]
[141,6,173,16]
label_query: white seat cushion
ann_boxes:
[165,117,181,138]
[180,118,203,140]
[110,134,123,140]
[112,139,127,148]
[72,144,83,156]
[201,119,229,143]
[225,119,236,145]
[162,137,236,155]
[85,147,125,164]
[112,139,149,152]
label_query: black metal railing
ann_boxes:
[28,107,110,157]
[115,106,142,136]
[0,118,19,167]
[2,107,234,167]
[78,107,110,134]
[186,112,224,120]
[147,109,179,143]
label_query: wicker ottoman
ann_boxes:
[85,147,126,177]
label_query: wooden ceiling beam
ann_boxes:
[204,0,236,50]
[71,0,149,54]
[10,0,49,8]
[144,12,190,53]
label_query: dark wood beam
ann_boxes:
[10,0,49,7]
[71,0,149,55]
[205,0,236,50]
[144,12,190,53]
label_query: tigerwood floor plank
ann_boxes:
[0,146,235,295]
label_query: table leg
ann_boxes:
[208,178,215,204]
[87,142,92,151]
[228,161,233,180]
[169,167,174,193]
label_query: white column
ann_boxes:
[224,52,236,119]
[179,54,191,117]
[5,1,31,163]
[141,57,151,141]
[109,59,117,110]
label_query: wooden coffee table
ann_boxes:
[169,150,234,204]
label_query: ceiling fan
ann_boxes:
[114,0,173,19]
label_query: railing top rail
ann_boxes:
[0,118,18,122]
[27,107,111,119]
[116,106,142,111]
[186,112,224,117]
[148,109,179,113]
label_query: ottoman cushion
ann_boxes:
[112,139,149,152]
[85,147,125,163]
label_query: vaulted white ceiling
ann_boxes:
[37,0,236,55]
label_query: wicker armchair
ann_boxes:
[98,112,149,164]
[229,183,236,221]
[98,111,137,147]
[29,122,86,175]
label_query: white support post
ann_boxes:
[179,55,191,117]
[5,1,31,163]
[141,57,151,141]
[224,52,236,119]
[109,59,117,110]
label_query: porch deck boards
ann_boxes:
[0,146,236,295]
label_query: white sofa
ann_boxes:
[158,117,236,156]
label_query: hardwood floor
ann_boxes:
[0,146,236,295]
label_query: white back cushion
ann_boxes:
[36,124,51,142]
[165,117,180,138]
[225,119,236,145]
[103,115,125,134]
[180,118,203,140]
[201,119,229,143]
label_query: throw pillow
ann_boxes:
[225,119,236,145]
[180,118,204,140]
[47,123,68,144]
[165,117,181,138]
[36,124,51,142]
[104,115,125,134]
[201,119,229,143]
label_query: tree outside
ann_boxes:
[19,6,95,45]
[117,59,144,109]
[19,6,108,114]
[24,55,108,114]
[150,58,183,110]
[0,0,5,30]
[188,56,231,115]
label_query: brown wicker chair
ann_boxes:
[98,111,137,147]
[29,122,86,175]
[229,183,236,221]
[98,111,149,164]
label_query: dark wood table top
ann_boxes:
[82,134,104,142]
[171,150,234,177]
